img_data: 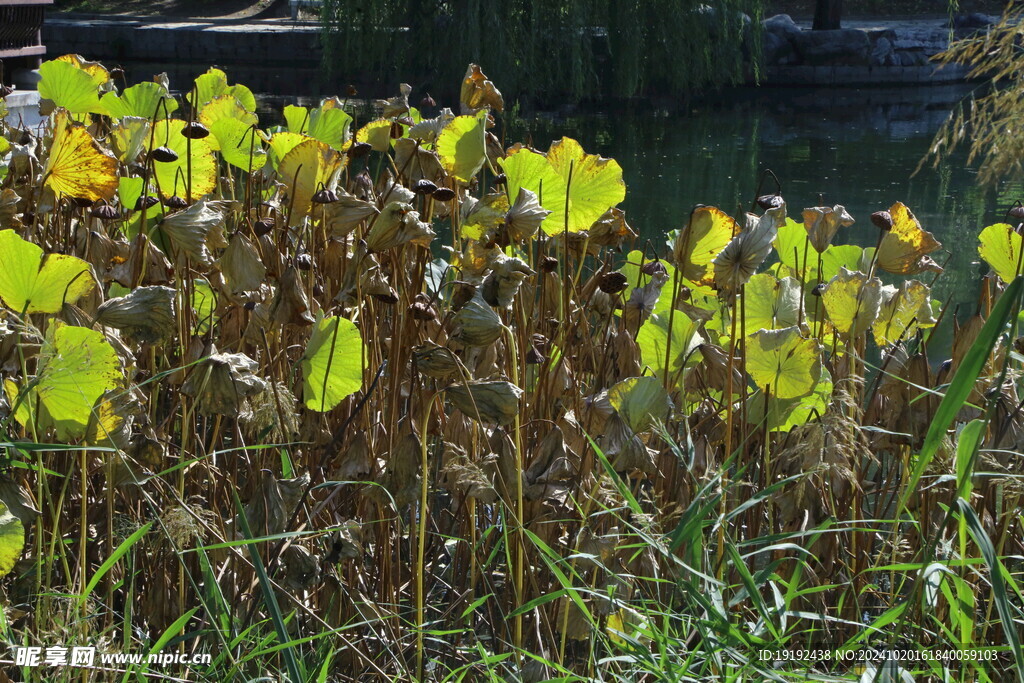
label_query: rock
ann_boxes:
[870,36,894,67]
[792,28,871,66]
[951,13,994,30]
[763,30,797,65]
[764,13,800,39]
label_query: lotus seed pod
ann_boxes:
[432,186,456,202]
[181,121,210,140]
[253,218,274,236]
[599,271,628,294]
[413,179,438,195]
[165,195,188,210]
[150,146,179,163]
[757,194,784,211]
[134,195,159,211]
[871,210,893,231]
[91,204,120,221]
[348,141,372,159]
[312,187,339,204]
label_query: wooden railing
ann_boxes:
[0,0,53,61]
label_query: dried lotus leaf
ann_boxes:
[95,285,176,344]
[446,380,522,425]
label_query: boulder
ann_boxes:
[763,30,797,65]
[792,28,871,66]
[951,13,995,30]
[764,13,800,39]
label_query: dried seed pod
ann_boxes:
[181,121,210,139]
[348,141,372,159]
[90,203,120,221]
[811,282,826,297]
[757,194,784,211]
[0,84,13,99]
[347,84,358,97]
[409,301,436,321]
[599,271,629,294]
[1009,205,1024,222]
[413,179,438,195]
[165,195,188,210]
[432,186,456,202]
[526,344,546,364]
[109,66,125,79]
[871,210,893,231]
[540,256,558,273]
[295,253,313,271]
[493,173,506,186]
[389,121,404,139]
[253,218,274,236]
[70,196,94,209]
[420,93,436,108]
[312,187,339,204]
[641,259,667,277]
[134,195,159,211]
[150,146,179,163]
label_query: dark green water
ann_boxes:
[512,85,1002,322]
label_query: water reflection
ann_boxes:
[512,85,998,327]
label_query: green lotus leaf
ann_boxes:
[501,137,625,236]
[151,118,218,199]
[0,501,24,578]
[6,321,121,439]
[820,244,872,282]
[37,59,103,114]
[636,309,701,387]
[872,280,936,347]
[267,131,308,170]
[199,95,258,151]
[747,368,833,432]
[210,118,266,172]
[978,223,1021,284]
[302,315,364,412]
[285,98,353,151]
[606,376,673,434]
[118,176,145,211]
[100,81,178,120]
[746,326,821,399]
[108,116,151,163]
[742,273,802,333]
[0,229,94,313]
[437,109,488,183]
[822,267,883,338]
[187,67,256,112]
[192,278,218,335]
[673,206,740,285]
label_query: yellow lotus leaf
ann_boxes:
[0,229,94,313]
[43,110,118,202]
[355,119,393,153]
[500,137,625,236]
[978,223,1021,284]
[460,64,504,114]
[108,116,151,163]
[872,280,936,347]
[267,131,307,170]
[876,202,942,275]
[150,118,217,199]
[55,54,109,85]
[278,138,344,222]
[802,204,854,252]
[742,272,802,333]
[461,192,509,241]
[673,206,740,285]
[437,109,488,183]
[822,267,883,338]
[746,326,821,399]
[198,95,258,151]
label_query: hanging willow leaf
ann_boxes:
[301,315,364,412]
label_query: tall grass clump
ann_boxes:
[0,57,1020,681]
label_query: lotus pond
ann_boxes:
[0,57,1021,681]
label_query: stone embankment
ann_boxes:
[760,13,995,85]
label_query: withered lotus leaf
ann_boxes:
[181,346,268,418]
[95,285,176,344]
[446,380,523,425]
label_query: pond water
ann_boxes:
[512,84,1000,326]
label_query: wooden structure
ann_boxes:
[0,0,52,83]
